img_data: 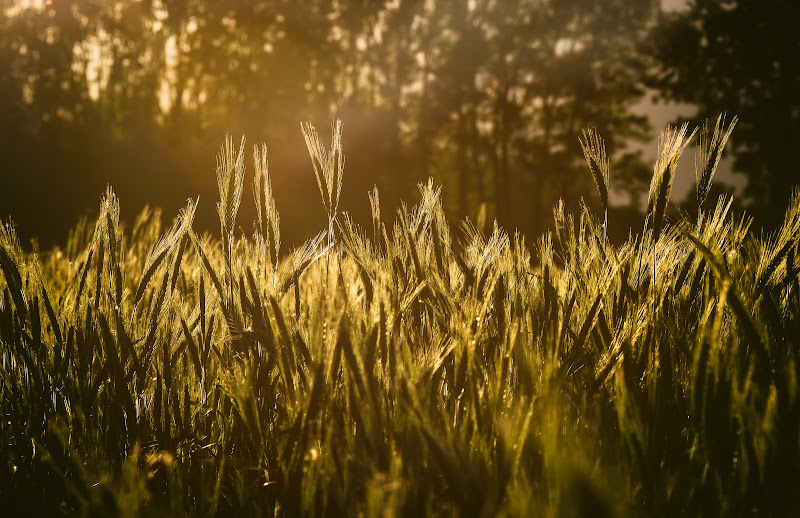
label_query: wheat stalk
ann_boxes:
[580,128,610,211]
[301,119,345,244]
[580,128,610,241]
[696,113,738,218]
[253,142,280,280]
[647,122,697,238]
[301,119,345,283]
[369,185,381,249]
[216,134,246,302]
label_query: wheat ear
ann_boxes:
[580,128,610,241]
[647,122,697,238]
[696,113,738,218]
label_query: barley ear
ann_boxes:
[696,113,738,215]
[369,186,381,246]
[647,122,697,237]
[301,119,345,219]
[253,142,280,270]
[579,128,610,212]
[301,119,345,249]
[215,134,246,298]
[216,135,246,240]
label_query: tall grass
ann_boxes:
[1,118,799,516]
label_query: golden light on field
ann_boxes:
[1,0,795,248]
[1,2,800,515]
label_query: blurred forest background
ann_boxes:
[1,0,798,249]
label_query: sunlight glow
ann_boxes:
[3,0,47,18]
[77,30,113,101]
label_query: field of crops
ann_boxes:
[2,119,799,516]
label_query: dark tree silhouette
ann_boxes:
[650,0,800,227]
[1,0,658,248]
[332,0,658,232]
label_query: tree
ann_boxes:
[1,0,658,247]
[0,0,345,246]
[650,0,800,227]
[339,0,657,234]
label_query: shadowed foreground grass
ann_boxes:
[1,120,799,516]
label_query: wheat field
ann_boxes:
[1,118,799,516]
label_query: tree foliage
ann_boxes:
[650,0,800,227]
[0,0,657,247]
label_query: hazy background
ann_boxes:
[1,0,797,249]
